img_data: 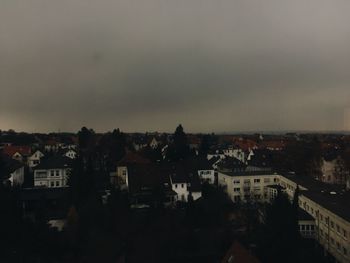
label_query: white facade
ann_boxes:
[278,176,350,263]
[149,138,159,149]
[170,179,202,202]
[27,150,45,168]
[64,149,77,159]
[8,166,25,186]
[198,169,215,184]
[218,171,279,203]
[320,157,348,185]
[34,168,70,188]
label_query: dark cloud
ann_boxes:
[1,0,350,132]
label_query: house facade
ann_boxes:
[218,171,279,203]
[27,150,45,169]
[33,157,72,188]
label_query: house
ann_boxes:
[169,161,202,202]
[320,153,348,185]
[62,149,77,159]
[112,151,151,189]
[126,163,177,208]
[33,156,72,188]
[2,145,32,162]
[44,140,64,152]
[132,136,148,151]
[27,150,45,169]
[149,137,159,149]
[0,157,25,186]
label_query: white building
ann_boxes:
[33,157,72,188]
[218,170,279,203]
[63,149,77,159]
[198,169,215,184]
[149,137,159,149]
[278,174,350,263]
[27,150,45,169]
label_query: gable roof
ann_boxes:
[34,156,72,170]
[2,145,31,157]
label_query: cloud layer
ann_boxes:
[1,0,350,132]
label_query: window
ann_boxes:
[343,229,347,238]
[234,188,240,192]
[336,242,340,251]
[254,179,260,183]
[233,180,240,184]
[336,225,340,233]
[56,181,60,187]
[50,181,54,187]
[273,178,278,182]
[181,184,184,188]
[331,221,334,229]
[50,170,54,177]
[264,178,270,183]
[56,170,60,176]
[174,184,177,189]
[320,214,323,221]
[343,247,347,256]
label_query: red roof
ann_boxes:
[233,139,258,151]
[2,145,31,157]
[222,241,261,263]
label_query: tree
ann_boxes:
[258,190,300,263]
[167,125,190,161]
[199,134,211,156]
[78,127,95,150]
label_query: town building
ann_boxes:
[27,150,45,169]
[33,156,72,188]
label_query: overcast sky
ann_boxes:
[1,0,350,133]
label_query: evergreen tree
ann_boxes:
[167,124,190,161]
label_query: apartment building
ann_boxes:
[219,168,350,263]
[218,170,279,203]
[279,174,350,263]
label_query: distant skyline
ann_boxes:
[1,0,350,133]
